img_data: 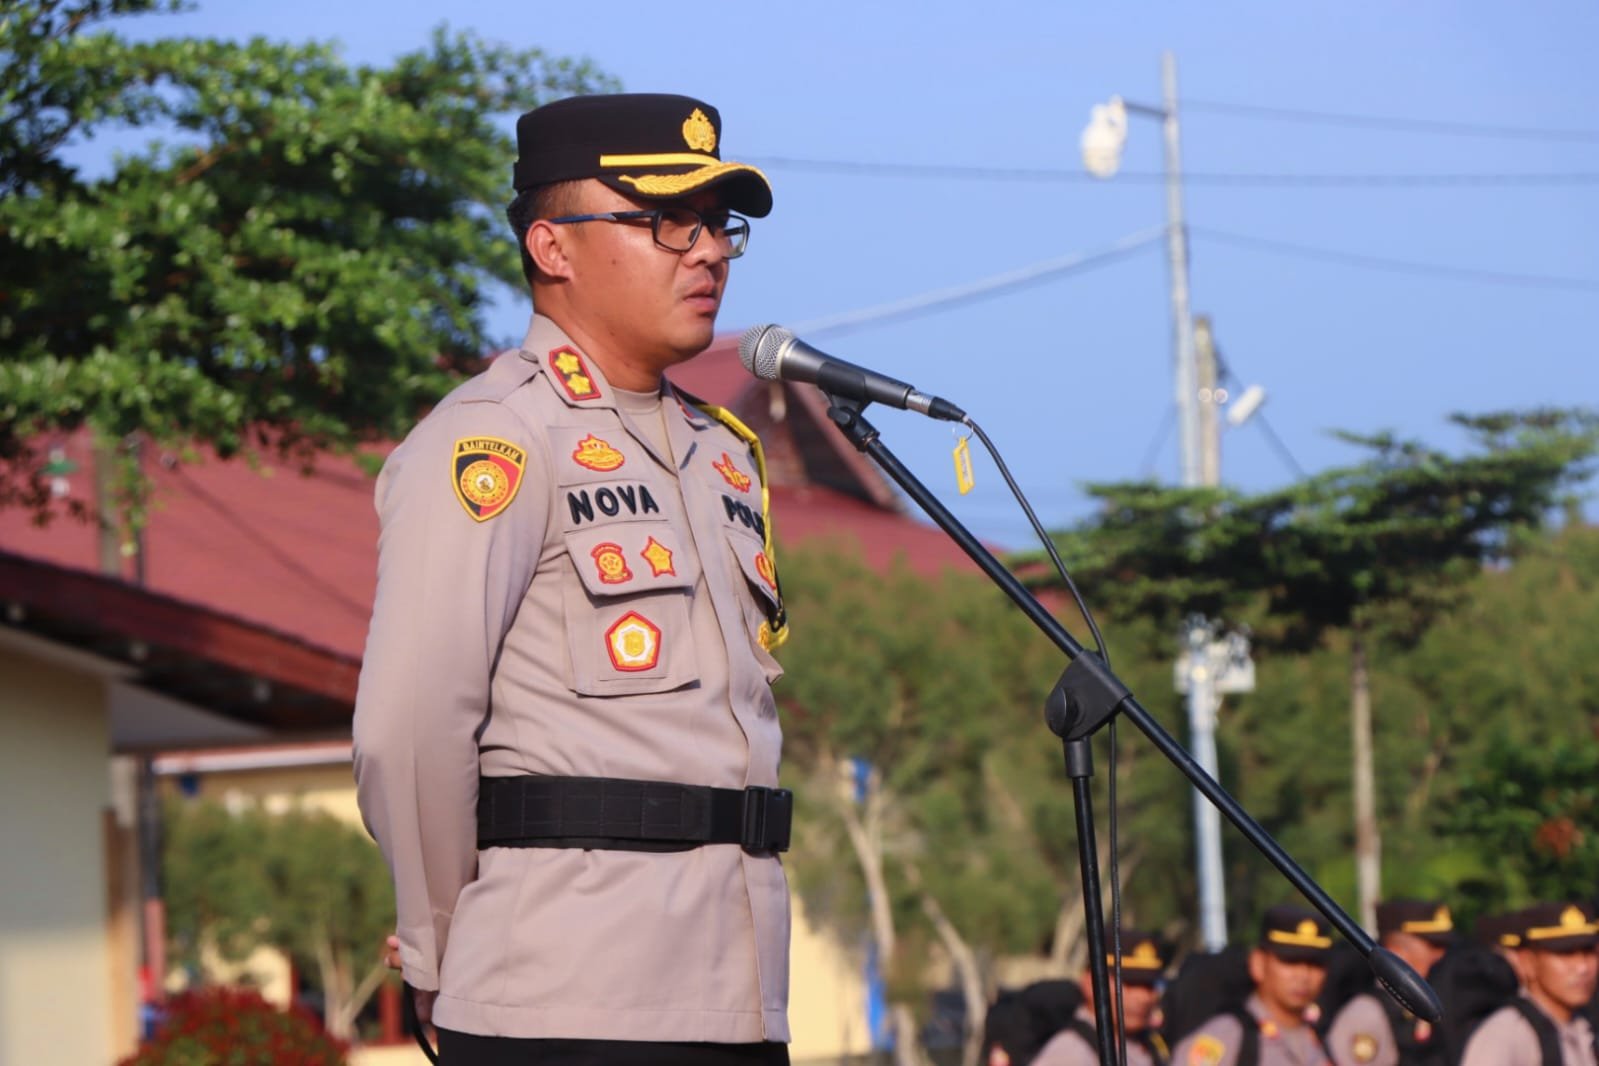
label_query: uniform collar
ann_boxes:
[519,314,715,433]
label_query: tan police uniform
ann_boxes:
[1460,998,1597,1066]
[352,312,790,1042]
[1326,899,1454,1066]
[1171,994,1330,1066]
[1324,995,1397,1066]
[1032,1005,1162,1066]
[1459,904,1599,1066]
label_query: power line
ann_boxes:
[780,226,1164,339]
[1191,225,1599,292]
[1182,99,1599,144]
[747,155,1599,187]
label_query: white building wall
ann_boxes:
[0,640,115,1065]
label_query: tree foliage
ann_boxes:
[771,510,1599,1058]
[163,798,397,1040]
[0,0,616,518]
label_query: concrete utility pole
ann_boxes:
[1186,316,1229,952]
[1087,53,1252,955]
[1161,53,1201,492]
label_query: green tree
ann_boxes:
[1444,735,1599,909]
[776,542,1186,1065]
[1,0,615,531]
[776,543,1064,1066]
[163,798,396,1041]
[1034,410,1596,928]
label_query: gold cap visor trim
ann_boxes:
[1267,929,1332,949]
[1400,918,1454,934]
[1526,923,1599,941]
[614,160,772,198]
[1106,957,1164,970]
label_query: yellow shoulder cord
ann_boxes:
[692,402,790,651]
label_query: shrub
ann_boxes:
[120,986,348,1066]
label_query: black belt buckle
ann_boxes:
[740,786,792,853]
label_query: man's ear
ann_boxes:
[528,220,573,280]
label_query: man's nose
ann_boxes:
[682,219,733,265]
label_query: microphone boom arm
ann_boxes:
[816,391,1442,1044]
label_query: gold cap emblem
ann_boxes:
[682,108,716,152]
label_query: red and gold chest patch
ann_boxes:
[1189,1034,1225,1066]
[453,436,526,522]
[549,347,601,402]
[641,536,676,577]
[572,434,625,472]
[605,611,661,672]
[713,451,752,492]
[755,550,777,592]
[591,542,633,585]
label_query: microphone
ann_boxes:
[738,325,966,422]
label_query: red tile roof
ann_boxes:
[0,334,984,714]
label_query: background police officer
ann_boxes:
[354,93,792,1066]
[1032,929,1171,1066]
[1171,905,1333,1066]
[1325,900,1454,1065]
[1461,903,1598,1066]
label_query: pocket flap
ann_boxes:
[565,523,699,598]
[726,530,781,613]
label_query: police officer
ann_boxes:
[1460,903,1599,1066]
[1032,930,1171,1066]
[353,93,792,1066]
[1324,900,1454,1065]
[1171,906,1333,1066]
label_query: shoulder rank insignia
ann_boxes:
[591,542,633,585]
[641,536,675,577]
[453,436,526,522]
[549,346,602,402]
[573,434,625,472]
[713,451,752,492]
[1189,1034,1225,1066]
[605,611,661,672]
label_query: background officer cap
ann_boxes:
[1517,901,1599,952]
[1258,904,1333,963]
[1105,928,1171,986]
[513,93,773,217]
[1376,899,1456,946]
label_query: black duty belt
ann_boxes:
[477,775,792,854]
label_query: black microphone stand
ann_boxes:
[819,395,1439,1066]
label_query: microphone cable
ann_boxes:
[961,415,1130,1066]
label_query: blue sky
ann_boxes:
[106,1,1599,547]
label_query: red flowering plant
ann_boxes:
[120,986,349,1066]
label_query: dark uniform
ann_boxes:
[1460,903,1599,1066]
[1325,900,1454,1066]
[1032,929,1171,1066]
[352,94,793,1064]
[1171,906,1333,1066]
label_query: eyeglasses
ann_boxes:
[544,206,750,259]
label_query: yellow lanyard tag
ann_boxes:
[952,433,975,495]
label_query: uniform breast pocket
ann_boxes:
[724,528,785,685]
[561,523,702,696]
